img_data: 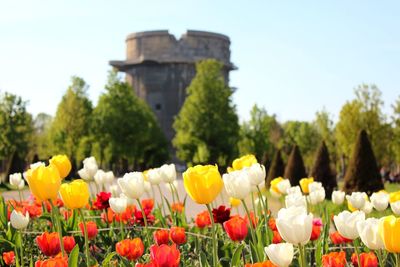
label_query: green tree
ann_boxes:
[238,104,281,162]
[92,71,168,171]
[284,144,307,186]
[173,59,239,167]
[392,96,400,165]
[336,84,392,167]
[49,76,93,167]
[314,109,337,167]
[31,113,53,160]
[0,92,33,177]
[280,121,321,168]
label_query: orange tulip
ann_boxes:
[116,238,144,261]
[322,251,347,267]
[351,252,378,267]
[245,261,277,267]
[36,232,61,257]
[195,210,211,228]
[171,202,184,213]
[170,226,187,245]
[223,216,248,242]
[153,229,170,245]
[34,253,68,267]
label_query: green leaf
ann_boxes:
[0,238,15,247]
[102,252,117,265]
[68,245,79,267]
[200,251,210,267]
[231,244,244,266]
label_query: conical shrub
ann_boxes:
[343,129,383,195]
[310,141,336,199]
[266,149,285,188]
[284,145,307,186]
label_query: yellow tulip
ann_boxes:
[299,177,314,194]
[228,154,258,173]
[49,155,72,179]
[379,215,400,253]
[270,177,284,194]
[389,191,400,203]
[26,165,61,201]
[229,197,241,207]
[59,179,90,209]
[183,165,223,204]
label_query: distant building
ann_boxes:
[110,30,236,154]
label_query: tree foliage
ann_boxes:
[92,71,168,171]
[343,130,383,194]
[336,84,392,166]
[49,76,93,166]
[314,109,336,166]
[31,113,53,160]
[392,96,400,164]
[173,59,240,167]
[0,92,33,176]
[238,104,281,162]
[284,145,307,186]
[266,149,285,188]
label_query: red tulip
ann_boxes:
[150,244,180,267]
[351,252,378,267]
[223,216,248,242]
[141,199,154,214]
[153,229,170,245]
[310,218,322,241]
[245,211,258,228]
[62,236,75,253]
[79,221,98,240]
[268,217,277,231]
[170,226,186,245]
[116,238,144,261]
[135,263,157,267]
[93,191,111,210]
[330,231,352,245]
[322,251,347,267]
[171,202,184,213]
[195,210,211,228]
[36,232,61,256]
[2,251,15,266]
[272,230,282,244]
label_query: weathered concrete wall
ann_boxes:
[110,30,235,156]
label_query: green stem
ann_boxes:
[395,253,400,267]
[18,190,23,203]
[78,209,90,267]
[19,230,24,266]
[119,217,125,240]
[241,199,260,262]
[137,199,150,246]
[298,244,307,267]
[353,239,360,267]
[206,203,218,267]
[171,182,180,203]
[157,184,167,216]
[50,201,65,257]
[256,186,270,245]
[376,249,384,267]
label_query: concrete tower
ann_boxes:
[110,30,236,150]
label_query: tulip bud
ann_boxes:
[331,190,345,205]
[356,218,384,250]
[276,206,313,245]
[117,172,145,199]
[361,201,373,214]
[307,188,325,205]
[286,186,302,196]
[10,210,29,229]
[370,192,389,211]
[223,170,251,200]
[285,193,307,209]
[78,156,98,181]
[147,168,163,185]
[245,163,266,186]
[390,200,400,215]
[170,226,187,245]
[94,169,106,186]
[9,173,22,188]
[308,182,323,193]
[346,192,367,210]
[299,177,314,194]
[159,164,176,183]
[49,154,71,179]
[264,243,294,267]
[104,171,115,184]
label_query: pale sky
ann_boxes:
[0,1,399,122]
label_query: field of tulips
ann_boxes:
[1,154,400,266]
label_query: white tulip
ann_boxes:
[285,193,307,209]
[147,168,163,185]
[109,197,127,214]
[270,188,282,198]
[78,156,98,181]
[390,200,400,215]
[9,173,22,188]
[333,210,365,239]
[223,170,251,199]
[159,164,176,183]
[246,163,265,186]
[370,192,389,211]
[109,184,120,197]
[265,243,294,267]
[104,171,115,184]
[346,192,367,210]
[356,218,384,250]
[120,193,136,206]
[10,210,29,229]
[308,188,325,205]
[361,201,373,214]
[30,161,45,170]
[144,180,152,193]
[308,182,323,193]
[276,179,291,195]
[276,206,313,245]
[94,169,106,186]
[286,186,302,196]
[117,172,144,199]
[331,190,345,205]
[17,179,25,190]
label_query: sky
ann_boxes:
[0,1,399,122]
